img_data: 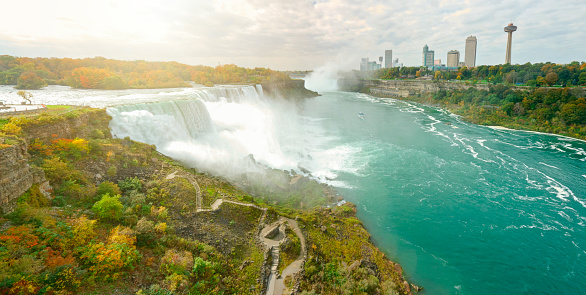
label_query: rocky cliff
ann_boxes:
[23,108,111,143]
[261,79,319,101]
[0,140,50,214]
[0,108,109,214]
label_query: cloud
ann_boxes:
[0,0,585,69]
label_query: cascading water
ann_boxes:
[106,85,312,179]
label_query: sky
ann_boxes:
[1,0,585,70]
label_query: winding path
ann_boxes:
[166,170,306,295]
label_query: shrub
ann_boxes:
[192,257,212,278]
[19,184,50,207]
[57,180,96,204]
[164,273,189,293]
[160,249,194,275]
[119,177,142,193]
[0,122,21,135]
[63,216,97,250]
[78,239,140,281]
[106,165,117,177]
[96,181,121,197]
[41,157,86,185]
[92,194,124,221]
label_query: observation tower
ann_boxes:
[504,23,517,64]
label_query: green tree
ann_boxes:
[16,72,47,89]
[545,72,558,86]
[92,193,124,221]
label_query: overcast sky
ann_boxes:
[1,0,585,70]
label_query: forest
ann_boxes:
[375,62,586,87]
[0,55,290,90]
[405,85,586,139]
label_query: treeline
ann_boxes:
[0,55,290,90]
[409,85,586,139]
[376,62,586,87]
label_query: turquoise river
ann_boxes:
[302,91,586,295]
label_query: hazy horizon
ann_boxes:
[1,0,585,70]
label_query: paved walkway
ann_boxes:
[166,170,306,295]
[272,219,306,295]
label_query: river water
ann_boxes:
[2,85,585,294]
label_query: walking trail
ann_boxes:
[166,171,307,295]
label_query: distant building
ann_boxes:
[465,36,477,67]
[458,62,466,68]
[447,50,460,68]
[393,58,403,68]
[367,61,381,71]
[385,50,393,68]
[422,45,434,68]
[434,59,442,66]
[360,58,369,71]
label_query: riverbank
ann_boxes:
[364,88,586,141]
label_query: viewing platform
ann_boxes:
[0,102,47,116]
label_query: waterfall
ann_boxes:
[107,85,307,178]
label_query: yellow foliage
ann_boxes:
[64,216,97,249]
[154,222,167,234]
[1,122,22,135]
[108,226,136,246]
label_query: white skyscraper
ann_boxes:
[385,50,392,68]
[447,50,460,68]
[465,36,477,68]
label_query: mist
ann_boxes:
[304,63,340,93]
[107,86,317,181]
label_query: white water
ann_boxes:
[105,85,333,180]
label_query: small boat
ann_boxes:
[358,112,365,119]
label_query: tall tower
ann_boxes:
[385,50,392,68]
[504,23,517,64]
[465,36,477,68]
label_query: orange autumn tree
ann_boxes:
[16,71,47,89]
[70,67,114,89]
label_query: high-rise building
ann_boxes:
[465,36,477,68]
[360,58,369,71]
[447,50,460,68]
[422,45,434,68]
[385,50,393,68]
[504,23,517,64]
[367,61,381,71]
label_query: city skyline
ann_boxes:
[0,0,585,70]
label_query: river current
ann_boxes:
[2,85,585,294]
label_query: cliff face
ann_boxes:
[23,110,111,143]
[0,109,109,214]
[261,79,318,101]
[0,141,50,214]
